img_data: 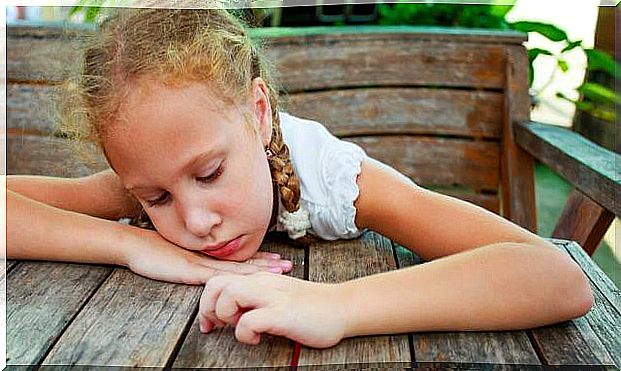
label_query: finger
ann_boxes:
[245,258,294,273]
[202,260,263,275]
[199,317,215,333]
[235,309,278,345]
[251,252,281,260]
[206,260,287,275]
[214,288,244,324]
[199,276,233,328]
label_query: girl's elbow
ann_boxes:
[553,250,594,320]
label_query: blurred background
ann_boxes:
[6,1,619,287]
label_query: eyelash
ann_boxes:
[146,164,225,207]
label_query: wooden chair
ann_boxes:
[9,24,617,254]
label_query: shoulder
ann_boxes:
[277,112,368,240]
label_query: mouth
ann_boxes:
[201,235,243,258]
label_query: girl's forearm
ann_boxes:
[7,189,135,266]
[7,172,140,220]
[334,242,594,337]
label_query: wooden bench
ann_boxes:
[6,23,620,368]
[7,23,537,231]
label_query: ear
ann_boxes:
[248,77,273,147]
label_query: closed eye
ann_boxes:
[196,164,224,184]
[146,192,170,207]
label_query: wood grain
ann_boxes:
[284,88,503,139]
[42,269,200,367]
[552,190,615,256]
[7,134,108,177]
[561,240,620,368]
[7,83,59,135]
[8,24,520,90]
[501,45,537,232]
[172,238,305,369]
[514,121,620,216]
[394,246,540,365]
[346,136,500,190]
[299,232,410,366]
[6,262,111,365]
[264,38,507,92]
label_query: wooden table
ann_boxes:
[4,233,620,369]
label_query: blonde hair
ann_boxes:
[59,8,302,224]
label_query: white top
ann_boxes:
[270,112,368,240]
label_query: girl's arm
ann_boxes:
[354,158,552,260]
[7,190,292,285]
[7,169,141,220]
[197,158,594,348]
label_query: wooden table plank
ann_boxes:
[6,262,111,366]
[41,268,199,367]
[529,239,619,367]
[394,244,540,365]
[172,238,305,369]
[299,232,411,367]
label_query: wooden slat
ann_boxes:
[347,136,499,190]
[6,262,111,366]
[172,238,305,369]
[394,246,540,365]
[253,26,527,45]
[561,240,621,368]
[299,232,410,366]
[515,121,621,216]
[42,268,200,367]
[285,88,503,139]
[529,240,619,367]
[7,83,59,135]
[552,190,615,256]
[7,134,108,177]
[501,45,537,232]
[266,40,506,92]
[2,260,19,280]
[7,25,88,83]
[8,24,520,91]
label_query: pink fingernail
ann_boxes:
[269,267,283,273]
[280,260,293,269]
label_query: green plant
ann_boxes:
[377,3,513,29]
[508,21,619,123]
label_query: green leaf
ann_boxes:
[528,48,553,61]
[508,21,568,42]
[585,49,619,77]
[561,40,582,54]
[557,59,569,72]
[578,82,621,105]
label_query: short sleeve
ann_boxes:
[305,137,367,240]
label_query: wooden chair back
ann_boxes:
[7,24,537,231]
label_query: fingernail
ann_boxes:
[270,253,281,259]
[268,267,283,273]
[199,322,207,333]
[280,260,293,269]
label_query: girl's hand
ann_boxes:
[122,228,293,285]
[198,272,347,349]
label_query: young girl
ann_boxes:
[7,8,593,349]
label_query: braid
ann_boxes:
[266,112,301,213]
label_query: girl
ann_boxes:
[7,8,593,349]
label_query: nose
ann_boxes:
[179,202,222,239]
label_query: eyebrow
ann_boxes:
[125,150,215,192]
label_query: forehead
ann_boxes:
[102,79,249,186]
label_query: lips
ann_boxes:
[201,235,243,258]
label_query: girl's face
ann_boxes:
[103,78,274,261]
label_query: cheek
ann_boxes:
[145,209,185,244]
